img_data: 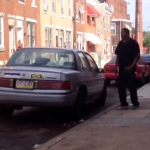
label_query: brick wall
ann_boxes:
[0,0,40,63]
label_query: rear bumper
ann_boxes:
[0,90,78,107]
[104,73,142,80]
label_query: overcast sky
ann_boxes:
[127,0,150,28]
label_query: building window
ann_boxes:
[60,30,64,47]
[56,29,59,47]
[80,5,84,23]
[61,0,64,15]
[66,31,71,48]
[87,16,90,24]
[45,28,52,47]
[76,2,79,21]
[77,34,82,50]
[43,0,48,12]
[0,16,4,47]
[105,41,110,55]
[52,0,56,13]
[111,23,116,35]
[32,0,36,6]
[68,0,71,17]
[112,45,117,53]
[27,22,36,47]
[92,17,95,25]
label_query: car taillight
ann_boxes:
[37,81,70,90]
[0,78,12,87]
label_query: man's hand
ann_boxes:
[125,65,133,72]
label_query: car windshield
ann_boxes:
[7,48,76,70]
[108,55,117,64]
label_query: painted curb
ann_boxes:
[36,83,150,150]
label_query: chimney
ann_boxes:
[135,0,143,51]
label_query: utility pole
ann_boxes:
[135,0,143,52]
[73,0,77,49]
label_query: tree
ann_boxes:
[143,31,150,53]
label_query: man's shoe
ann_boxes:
[132,105,139,110]
[116,105,129,110]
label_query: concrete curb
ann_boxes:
[36,83,150,150]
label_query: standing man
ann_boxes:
[115,28,140,109]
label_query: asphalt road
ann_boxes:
[0,82,119,150]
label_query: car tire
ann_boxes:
[145,74,150,83]
[0,107,14,118]
[72,88,87,121]
[140,75,145,86]
[105,79,111,86]
[95,86,107,107]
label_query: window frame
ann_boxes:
[27,22,36,47]
[66,31,71,48]
[61,0,64,15]
[68,0,71,18]
[52,0,56,13]
[111,23,116,35]
[77,52,90,72]
[45,27,53,47]
[0,16,4,48]
[84,52,99,71]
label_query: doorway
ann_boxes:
[9,26,15,58]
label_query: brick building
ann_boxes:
[0,0,40,65]
[99,0,129,19]
[75,0,101,53]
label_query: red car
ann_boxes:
[104,55,150,85]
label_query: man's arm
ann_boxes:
[115,41,121,65]
[131,41,140,67]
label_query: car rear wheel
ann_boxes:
[139,75,145,86]
[95,86,107,107]
[0,106,14,118]
[72,88,87,121]
[145,74,150,83]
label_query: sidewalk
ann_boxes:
[37,83,150,150]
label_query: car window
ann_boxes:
[7,48,76,70]
[85,53,98,70]
[78,53,90,71]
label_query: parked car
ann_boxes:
[141,54,150,67]
[104,55,150,85]
[0,47,107,118]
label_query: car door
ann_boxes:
[84,53,104,98]
[77,52,93,101]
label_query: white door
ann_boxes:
[9,26,14,58]
[17,27,23,46]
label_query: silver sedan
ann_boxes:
[0,48,107,118]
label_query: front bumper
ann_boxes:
[0,90,78,107]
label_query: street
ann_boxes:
[0,81,119,150]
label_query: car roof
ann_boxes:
[20,47,84,53]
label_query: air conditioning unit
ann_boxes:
[20,0,26,2]
[43,4,48,11]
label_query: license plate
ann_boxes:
[16,80,33,89]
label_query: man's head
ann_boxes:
[121,28,130,40]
